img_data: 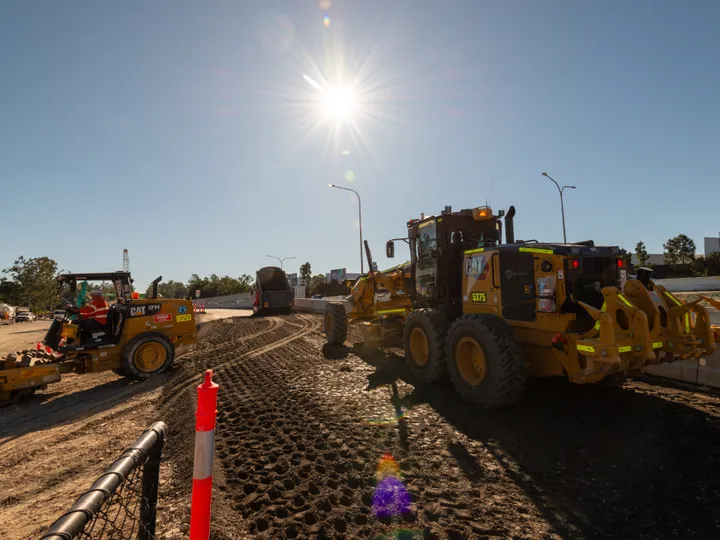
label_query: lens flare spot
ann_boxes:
[376,453,401,480]
[319,0,332,9]
[341,150,351,156]
[373,454,411,518]
[323,15,331,27]
[344,170,355,182]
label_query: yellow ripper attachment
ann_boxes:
[700,295,720,311]
[574,281,716,372]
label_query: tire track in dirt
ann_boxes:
[158,315,318,421]
[160,317,287,411]
[203,317,462,539]
[207,319,546,539]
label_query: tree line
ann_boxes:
[0,255,259,309]
[146,274,255,299]
[635,234,720,276]
[0,256,58,312]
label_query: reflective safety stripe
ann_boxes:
[193,429,215,480]
[619,345,632,353]
[376,308,407,315]
[465,248,485,255]
[652,341,663,349]
[663,291,691,333]
[519,247,553,254]
[594,302,607,331]
[577,344,595,353]
[617,294,633,308]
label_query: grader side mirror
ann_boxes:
[386,241,395,258]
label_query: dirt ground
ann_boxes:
[0,319,52,354]
[0,310,242,539]
[1,311,720,539]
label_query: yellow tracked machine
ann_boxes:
[323,205,716,407]
[0,272,197,404]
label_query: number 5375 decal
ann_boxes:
[471,292,487,303]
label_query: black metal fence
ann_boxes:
[40,421,167,540]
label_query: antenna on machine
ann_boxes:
[488,179,494,208]
[123,249,130,273]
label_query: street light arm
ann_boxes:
[542,172,562,195]
[330,184,360,200]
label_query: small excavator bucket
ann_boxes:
[569,278,716,382]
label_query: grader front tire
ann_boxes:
[324,303,348,346]
[446,314,526,408]
[403,309,449,383]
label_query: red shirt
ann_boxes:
[79,296,109,325]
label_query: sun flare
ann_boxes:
[319,85,357,122]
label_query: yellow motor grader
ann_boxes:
[323,205,716,407]
[0,272,197,403]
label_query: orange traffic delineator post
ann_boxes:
[189,370,219,540]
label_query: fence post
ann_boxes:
[190,370,219,540]
[139,423,166,540]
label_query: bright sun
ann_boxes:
[319,85,357,122]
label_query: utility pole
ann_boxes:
[329,184,364,274]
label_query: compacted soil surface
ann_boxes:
[2,312,719,539]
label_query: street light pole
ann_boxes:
[541,172,576,243]
[266,255,295,270]
[329,184,364,274]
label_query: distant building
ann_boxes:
[325,272,361,283]
[705,237,720,256]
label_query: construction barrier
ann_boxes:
[190,370,220,540]
[41,421,167,539]
[292,297,350,314]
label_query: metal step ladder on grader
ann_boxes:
[323,204,717,408]
[0,272,197,404]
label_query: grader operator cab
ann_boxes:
[0,272,197,403]
[323,205,716,408]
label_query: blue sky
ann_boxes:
[2,0,718,290]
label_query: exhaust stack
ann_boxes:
[505,206,516,244]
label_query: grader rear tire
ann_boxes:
[403,309,449,383]
[324,303,348,345]
[122,333,175,381]
[446,314,526,408]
